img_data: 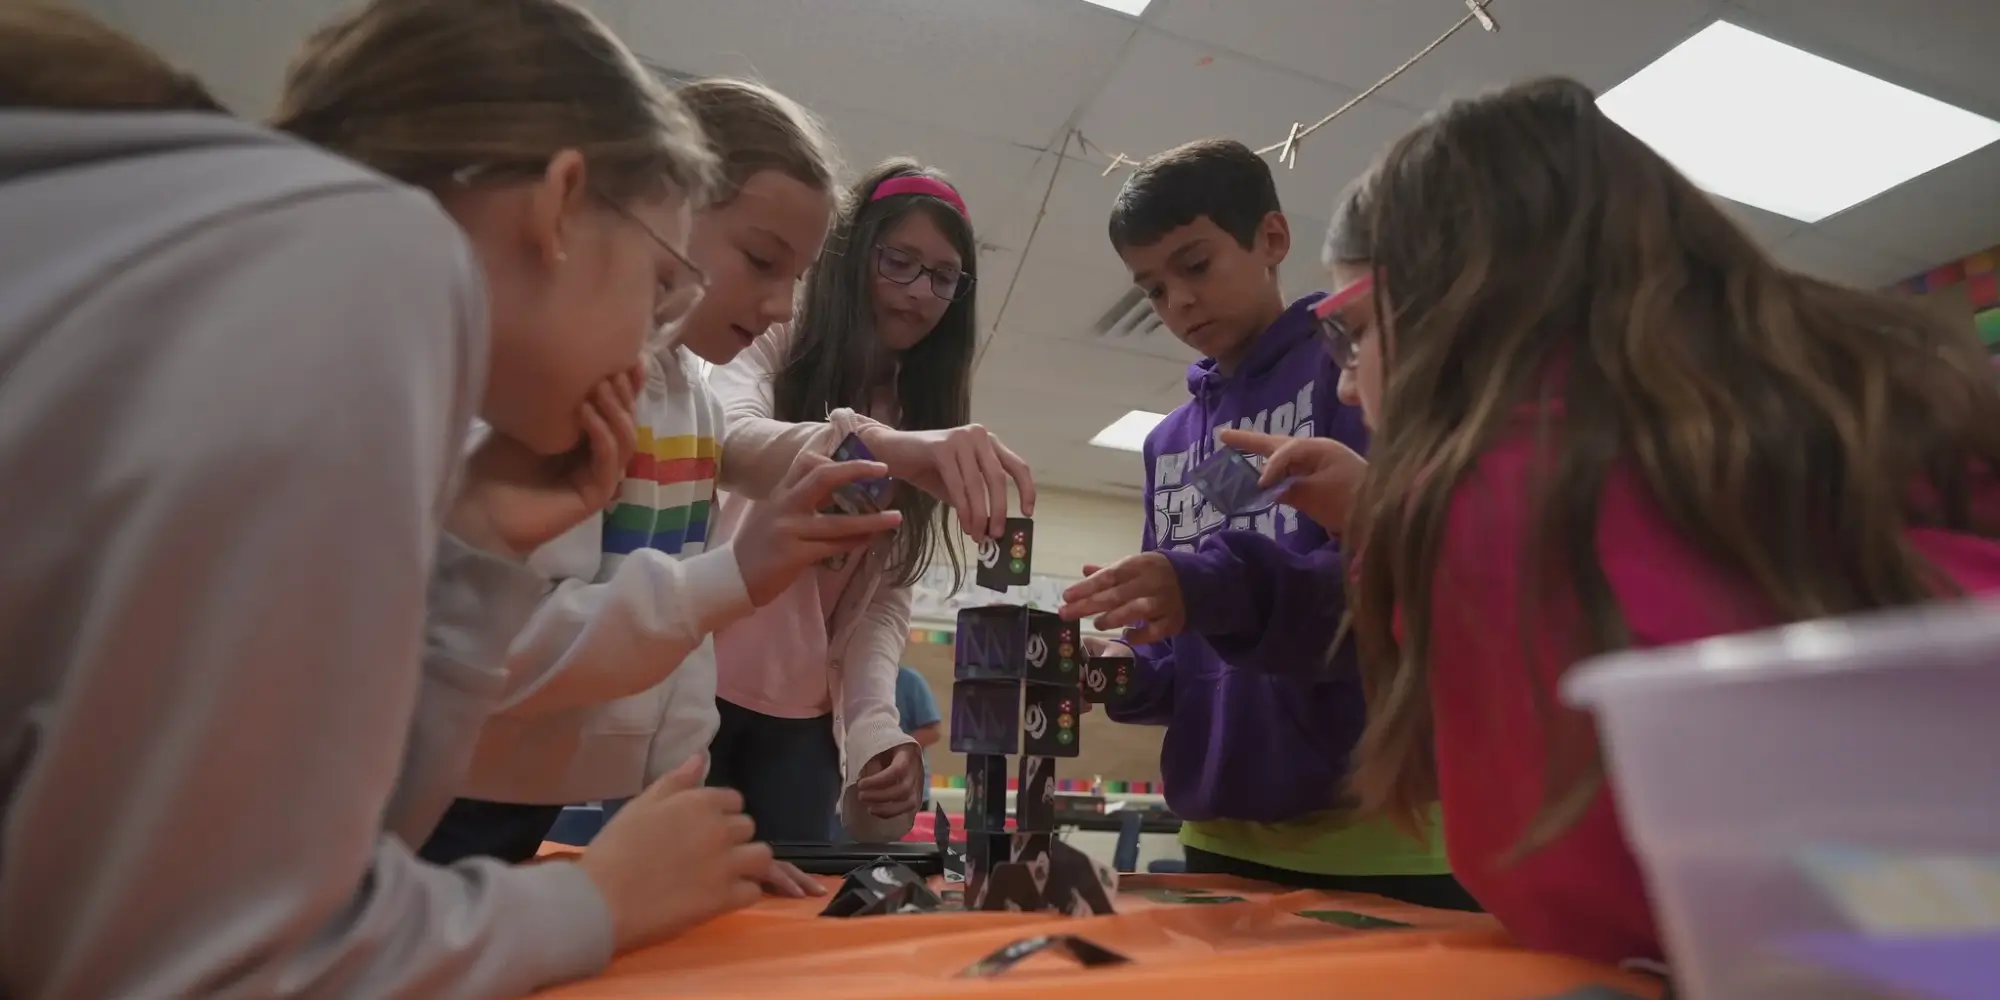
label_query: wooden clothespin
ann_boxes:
[1101,152,1136,177]
[1465,0,1497,32]
[1278,122,1304,169]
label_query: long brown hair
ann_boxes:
[271,0,713,204]
[1342,76,2000,852]
[0,1,222,112]
[776,159,978,590]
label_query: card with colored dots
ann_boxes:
[975,517,1034,591]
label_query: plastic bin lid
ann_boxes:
[1563,596,2000,708]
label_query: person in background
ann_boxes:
[1236,77,2000,965]
[707,160,1037,844]
[427,80,892,906]
[896,665,944,809]
[1059,139,1472,909]
[0,2,773,997]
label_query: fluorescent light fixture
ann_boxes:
[1597,21,2000,223]
[1076,0,1150,15]
[1089,410,1167,452]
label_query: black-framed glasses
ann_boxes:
[1312,274,1374,370]
[875,244,973,301]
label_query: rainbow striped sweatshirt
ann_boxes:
[460,345,757,805]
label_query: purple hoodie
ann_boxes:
[1108,293,1369,824]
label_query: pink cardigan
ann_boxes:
[706,328,920,842]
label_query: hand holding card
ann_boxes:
[1212,430,1367,533]
[1187,447,1297,518]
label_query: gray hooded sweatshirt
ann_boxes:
[0,111,613,997]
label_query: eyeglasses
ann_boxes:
[1312,273,1375,370]
[450,163,710,329]
[874,244,973,301]
[593,192,710,326]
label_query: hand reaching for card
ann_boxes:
[1059,554,1185,645]
[1216,429,1368,533]
[733,451,905,606]
[858,423,1035,541]
[448,367,642,560]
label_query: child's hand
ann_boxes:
[576,755,772,953]
[734,451,904,606]
[449,367,642,559]
[858,424,1035,542]
[1059,555,1184,644]
[855,743,924,819]
[757,859,827,899]
[1216,429,1368,534]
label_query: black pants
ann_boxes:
[418,798,566,865]
[707,699,842,842]
[1183,845,1484,911]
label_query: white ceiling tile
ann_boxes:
[613,0,1135,148]
[1726,0,2000,120]
[1769,229,1927,289]
[1810,143,2000,269]
[1152,0,1721,108]
[1077,28,1422,219]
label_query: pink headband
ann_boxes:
[870,176,969,220]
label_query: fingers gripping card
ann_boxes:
[976,518,1033,591]
[825,433,897,515]
[1188,447,1296,518]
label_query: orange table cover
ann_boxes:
[530,847,1665,1000]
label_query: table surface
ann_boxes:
[529,852,1669,1000]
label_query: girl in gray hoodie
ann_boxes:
[0,2,772,997]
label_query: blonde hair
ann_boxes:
[675,77,838,205]
[271,0,715,204]
[0,1,222,112]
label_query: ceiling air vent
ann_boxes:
[1092,287,1165,340]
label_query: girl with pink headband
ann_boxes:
[705,159,1036,842]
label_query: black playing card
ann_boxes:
[975,517,1034,591]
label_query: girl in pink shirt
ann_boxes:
[708,161,1036,842]
[1227,76,2000,968]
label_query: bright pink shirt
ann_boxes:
[1429,429,2000,964]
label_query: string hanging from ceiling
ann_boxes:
[971,0,1500,375]
[1084,0,1500,177]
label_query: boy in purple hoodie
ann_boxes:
[1060,139,1472,908]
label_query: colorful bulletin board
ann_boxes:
[1897,244,2000,350]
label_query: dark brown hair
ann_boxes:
[1341,76,2000,853]
[776,158,977,589]
[271,0,713,204]
[1108,138,1282,251]
[0,2,222,112]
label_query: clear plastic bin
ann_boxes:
[1563,598,2000,999]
